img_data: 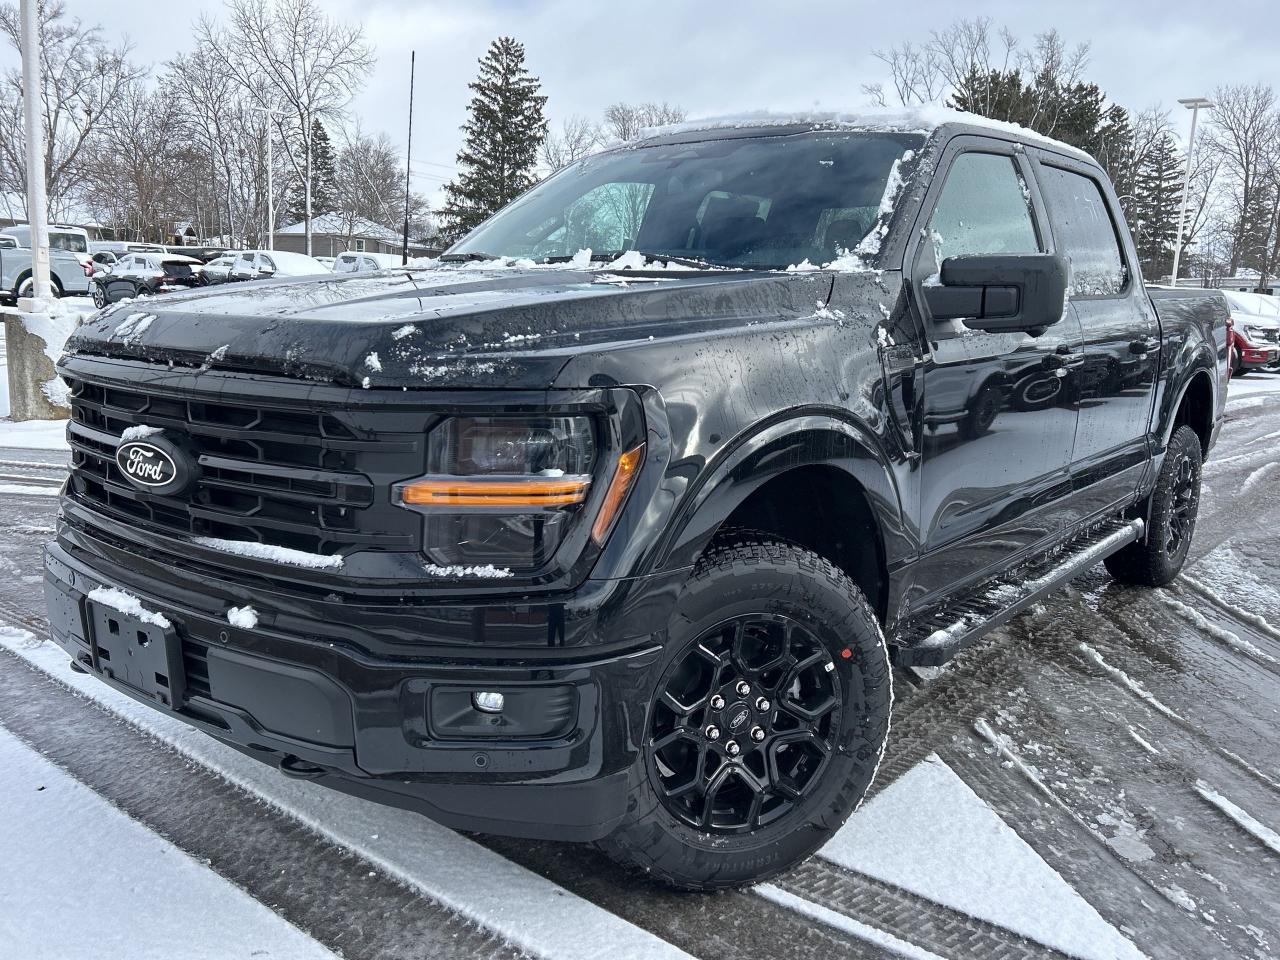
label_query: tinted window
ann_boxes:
[1037,165,1126,297]
[452,132,923,269]
[926,153,1039,266]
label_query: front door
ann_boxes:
[905,142,1085,611]
[1030,157,1161,517]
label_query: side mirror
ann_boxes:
[923,253,1068,334]
[257,266,275,278]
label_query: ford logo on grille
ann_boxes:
[115,434,195,496]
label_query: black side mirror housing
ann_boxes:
[923,253,1069,334]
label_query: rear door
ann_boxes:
[1030,154,1160,517]
[906,139,1085,607]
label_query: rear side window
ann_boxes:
[926,153,1039,265]
[1037,165,1126,297]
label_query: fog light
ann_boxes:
[472,691,505,714]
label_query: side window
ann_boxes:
[260,255,276,272]
[925,152,1039,268]
[236,253,254,269]
[1036,165,1126,297]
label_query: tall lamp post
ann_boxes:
[1170,97,1214,286]
[250,104,283,250]
[19,0,50,303]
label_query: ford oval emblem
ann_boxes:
[115,436,194,496]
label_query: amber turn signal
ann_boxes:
[398,476,591,507]
[591,443,646,545]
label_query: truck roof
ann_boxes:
[631,107,1094,164]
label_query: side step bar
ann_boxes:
[890,518,1145,667]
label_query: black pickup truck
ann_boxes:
[45,112,1228,890]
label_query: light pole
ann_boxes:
[250,104,283,249]
[1170,97,1214,286]
[19,0,50,303]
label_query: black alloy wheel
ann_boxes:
[647,613,841,834]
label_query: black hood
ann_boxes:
[66,265,844,389]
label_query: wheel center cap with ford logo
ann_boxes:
[726,702,752,732]
[115,431,197,497]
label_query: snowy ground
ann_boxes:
[0,365,1278,959]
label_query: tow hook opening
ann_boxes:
[279,754,327,779]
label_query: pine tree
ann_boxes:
[439,37,548,242]
[1131,133,1184,280]
[285,121,338,224]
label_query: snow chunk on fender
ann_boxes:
[87,587,171,629]
[193,536,344,570]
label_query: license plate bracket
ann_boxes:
[88,601,185,709]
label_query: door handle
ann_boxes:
[1129,337,1160,355]
[1044,348,1085,370]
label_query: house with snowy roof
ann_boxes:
[273,213,439,258]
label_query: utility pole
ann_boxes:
[1170,97,1214,286]
[402,50,416,265]
[19,0,50,303]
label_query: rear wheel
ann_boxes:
[1104,424,1203,586]
[597,534,892,890]
[92,283,108,308]
[16,273,63,299]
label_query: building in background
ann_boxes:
[273,213,439,259]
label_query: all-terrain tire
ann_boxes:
[1104,424,1203,587]
[596,533,892,891]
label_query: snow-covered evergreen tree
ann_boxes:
[439,37,548,242]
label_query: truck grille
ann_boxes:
[63,367,430,559]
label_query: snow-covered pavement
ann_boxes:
[0,372,1278,960]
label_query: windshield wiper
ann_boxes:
[597,250,721,270]
[439,251,501,262]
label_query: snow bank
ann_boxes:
[193,537,344,570]
[0,418,70,450]
[87,586,171,629]
[14,298,90,410]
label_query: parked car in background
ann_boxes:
[227,250,330,282]
[90,252,204,307]
[200,253,239,285]
[332,251,403,273]
[2,223,94,269]
[0,244,93,301]
[89,241,168,269]
[1222,291,1280,374]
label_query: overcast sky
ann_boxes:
[9,0,1280,206]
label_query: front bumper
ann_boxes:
[43,537,673,842]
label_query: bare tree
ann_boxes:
[0,0,144,219]
[863,41,945,107]
[332,126,432,244]
[1202,83,1280,274]
[541,115,603,172]
[197,0,374,254]
[602,102,686,143]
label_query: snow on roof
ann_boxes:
[276,213,401,242]
[638,106,1093,162]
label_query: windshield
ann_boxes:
[450,131,923,270]
[50,232,88,253]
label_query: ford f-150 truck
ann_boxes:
[44,110,1228,890]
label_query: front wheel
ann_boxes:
[597,534,892,890]
[1104,424,1203,586]
[92,283,108,308]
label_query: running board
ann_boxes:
[890,518,1145,668]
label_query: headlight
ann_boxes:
[1243,325,1270,345]
[396,416,603,573]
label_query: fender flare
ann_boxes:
[650,410,910,576]
[1159,353,1217,450]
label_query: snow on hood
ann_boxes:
[640,106,1093,162]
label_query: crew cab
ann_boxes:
[44,111,1227,891]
